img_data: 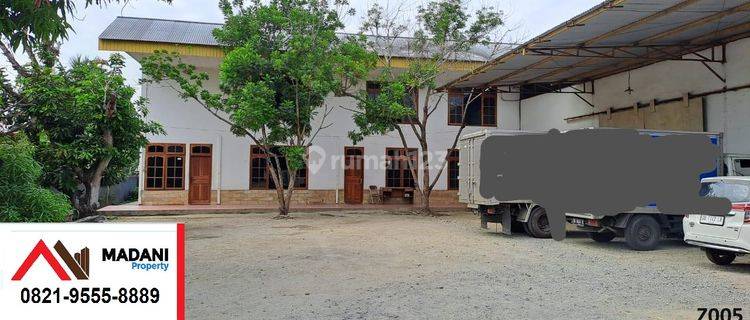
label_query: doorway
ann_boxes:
[189,144,212,204]
[344,147,364,204]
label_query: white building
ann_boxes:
[99,17,511,206]
[100,0,750,207]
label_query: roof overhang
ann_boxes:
[441,0,750,91]
[99,39,225,58]
[98,38,485,72]
[98,16,489,72]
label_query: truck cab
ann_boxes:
[724,154,750,176]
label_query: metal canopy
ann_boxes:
[442,0,750,90]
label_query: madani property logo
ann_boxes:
[11,240,172,282]
[0,224,184,320]
[12,240,90,281]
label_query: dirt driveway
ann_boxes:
[119,211,750,320]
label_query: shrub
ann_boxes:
[0,135,71,222]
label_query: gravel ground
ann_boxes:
[119,211,750,320]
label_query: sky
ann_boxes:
[57,0,604,87]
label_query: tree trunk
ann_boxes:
[266,157,292,218]
[422,90,484,215]
[277,168,297,218]
[420,141,432,214]
[74,182,94,219]
[421,188,431,212]
[419,90,432,214]
[74,129,113,218]
[88,175,103,210]
[272,185,294,218]
[277,197,290,216]
[273,180,289,217]
[280,188,294,217]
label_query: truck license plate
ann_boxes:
[699,215,724,226]
[570,218,586,226]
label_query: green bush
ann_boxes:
[124,187,138,203]
[0,135,71,222]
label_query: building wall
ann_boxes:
[139,65,521,205]
[519,90,596,131]
[138,37,750,206]
[516,37,750,155]
[591,37,750,154]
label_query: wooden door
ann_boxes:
[344,147,364,204]
[189,144,212,204]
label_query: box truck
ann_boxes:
[458,128,724,250]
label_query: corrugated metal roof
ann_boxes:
[99,16,498,61]
[443,0,750,89]
[100,16,222,46]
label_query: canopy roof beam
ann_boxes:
[559,21,750,84]
[496,81,595,95]
[522,44,724,63]
[440,0,750,91]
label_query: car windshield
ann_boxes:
[699,180,750,203]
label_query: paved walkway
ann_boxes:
[98,202,467,216]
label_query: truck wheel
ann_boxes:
[624,215,661,251]
[705,249,736,265]
[511,221,525,233]
[589,232,616,243]
[525,207,551,238]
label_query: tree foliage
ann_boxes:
[0,0,172,50]
[0,134,71,222]
[20,54,163,217]
[1,0,171,134]
[0,0,167,219]
[141,0,376,216]
[350,0,505,212]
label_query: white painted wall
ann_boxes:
[141,36,750,197]
[516,37,750,155]
[706,89,750,154]
[141,63,521,194]
[498,91,521,130]
[591,37,750,154]
[519,91,596,131]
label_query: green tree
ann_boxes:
[1,1,169,219]
[20,54,163,217]
[0,134,71,222]
[1,0,172,50]
[349,0,505,213]
[1,0,171,134]
[140,0,376,217]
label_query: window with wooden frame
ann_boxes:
[250,146,308,190]
[145,143,185,190]
[191,145,211,155]
[366,81,382,100]
[447,149,459,190]
[447,91,497,127]
[385,148,418,188]
[366,81,418,124]
[399,87,419,124]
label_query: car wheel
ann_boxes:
[624,215,661,251]
[705,248,736,265]
[589,231,616,243]
[525,207,551,238]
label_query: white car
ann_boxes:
[684,176,750,265]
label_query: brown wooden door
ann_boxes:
[189,144,212,204]
[344,147,364,204]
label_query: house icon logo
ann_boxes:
[11,240,90,281]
